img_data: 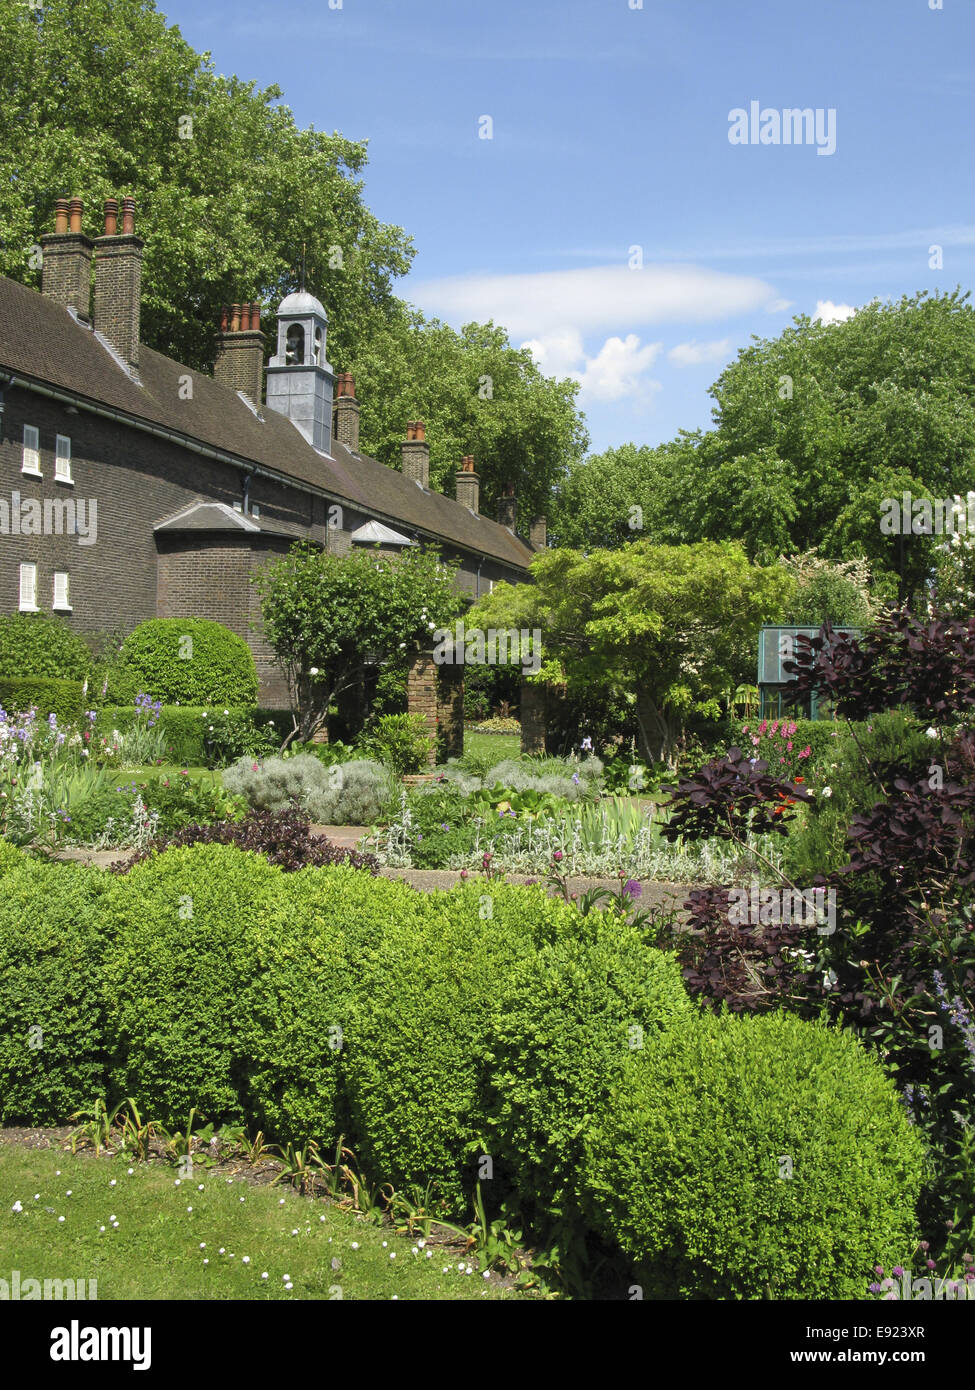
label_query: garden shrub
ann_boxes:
[583,1012,924,1300]
[485,920,694,1268]
[342,882,578,1214]
[358,713,433,775]
[0,860,112,1124]
[0,676,85,724]
[782,712,934,881]
[65,775,243,845]
[106,618,258,707]
[118,806,380,875]
[95,705,257,767]
[223,754,394,824]
[103,845,296,1124]
[0,613,91,681]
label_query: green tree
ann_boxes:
[0,0,414,372]
[469,541,792,766]
[552,290,975,595]
[254,544,466,744]
[353,311,587,525]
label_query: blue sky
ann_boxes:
[160,0,975,454]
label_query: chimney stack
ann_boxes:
[40,196,93,319]
[214,301,266,407]
[530,515,547,549]
[456,455,480,513]
[402,420,430,487]
[93,196,144,370]
[497,482,517,530]
[333,372,361,451]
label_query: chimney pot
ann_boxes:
[230,303,242,333]
[415,420,426,442]
[103,198,119,237]
[121,196,136,236]
[332,370,361,450]
[406,421,416,441]
[54,199,70,235]
[456,457,480,513]
[220,305,230,333]
[68,197,83,235]
[251,303,262,331]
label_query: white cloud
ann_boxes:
[667,338,731,368]
[814,299,857,325]
[409,263,779,340]
[522,331,662,404]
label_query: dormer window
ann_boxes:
[286,324,305,366]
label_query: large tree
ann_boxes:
[469,541,793,766]
[0,0,415,373]
[552,290,975,598]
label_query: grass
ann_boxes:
[0,1144,530,1301]
[462,732,521,766]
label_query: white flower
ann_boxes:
[242,1256,250,1264]
[926,726,939,738]
[110,1179,116,1186]
[261,1272,268,1280]
[223,710,229,716]
[58,1216,65,1223]
[309,668,319,676]
[11,1201,22,1213]
[350,1242,359,1250]
[821,786,832,798]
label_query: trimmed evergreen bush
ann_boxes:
[102,845,295,1125]
[485,918,694,1259]
[343,882,580,1213]
[0,676,84,723]
[107,618,258,707]
[0,613,92,681]
[583,1012,925,1300]
[0,860,112,1124]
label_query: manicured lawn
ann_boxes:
[0,1145,528,1301]
[462,731,521,764]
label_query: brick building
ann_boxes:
[0,198,545,738]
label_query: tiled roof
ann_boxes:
[0,275,535,571]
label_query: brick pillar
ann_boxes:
[407,648,438,765]
[520,681,546,755]
[437,663,464,760]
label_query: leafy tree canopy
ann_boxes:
[469,540,792,765]
[552,290,975,597]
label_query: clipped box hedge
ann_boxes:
[0,676,85,724]
[95,704,257,766]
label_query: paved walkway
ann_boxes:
[45,826,691,913]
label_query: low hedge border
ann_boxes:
[0,676,85,724]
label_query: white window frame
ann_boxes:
[52,571,71,612]
[55,434,72,484]
[22,425,41,477]
[19,562,38,612]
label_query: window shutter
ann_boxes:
[19,562,37,610]
[53,572,70,610]
[55,435,72,481]
[22,425,40,475]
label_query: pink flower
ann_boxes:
[758,720,767,734]
[800,746,810,758]
[751,736,760,746]
[786,741,793,751]
[770,720,779,735]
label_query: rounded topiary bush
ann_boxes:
[239,867,429,1147]
[0,613,92,681]
[102,844,295,1126]
[107,618,258,706]
[582,1012,925,1300]
[0,860,112,1124]
[485,918,694,1257]
[343,882,576,1214]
